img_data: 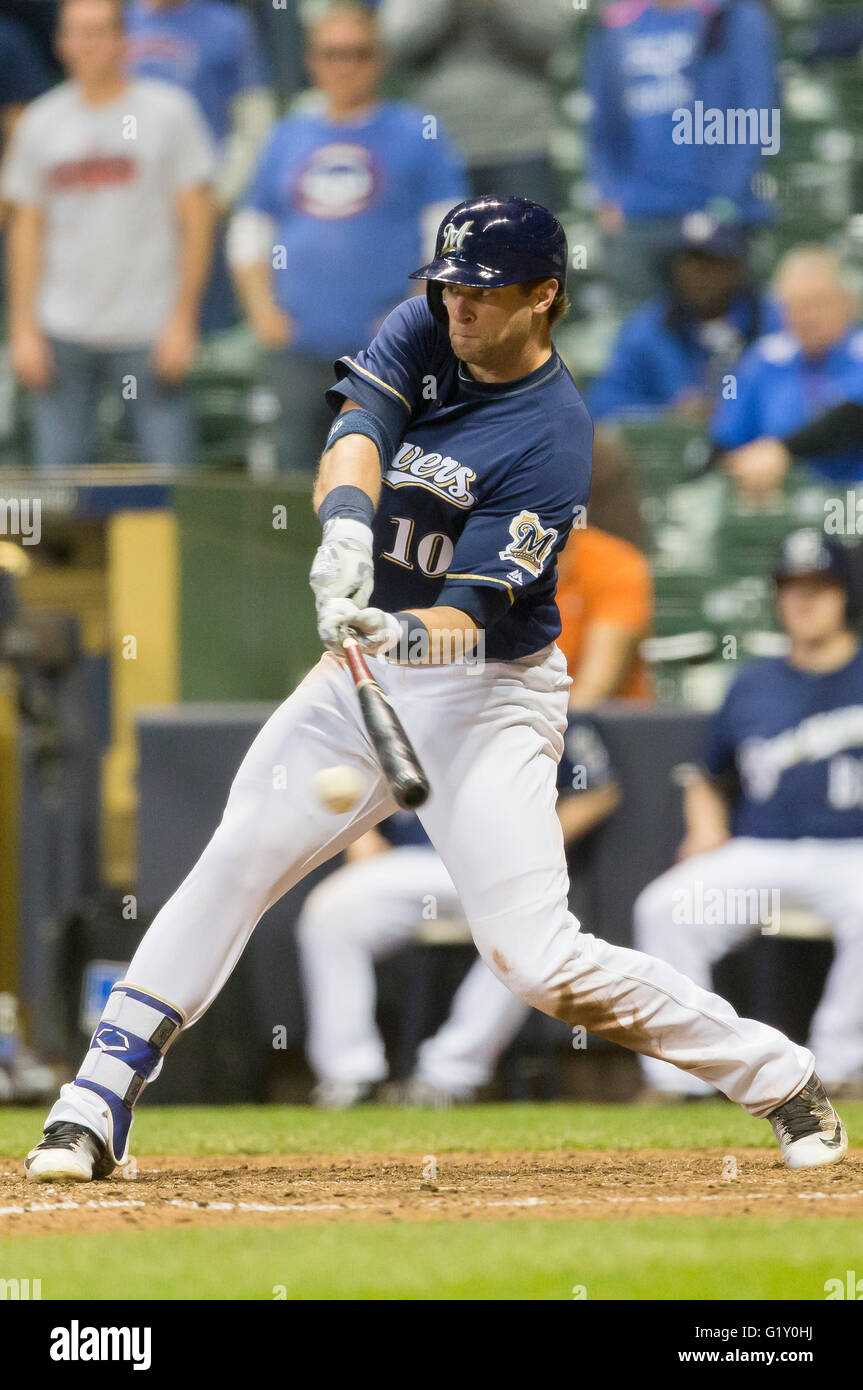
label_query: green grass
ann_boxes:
[0,1219,857,1300]
[3,1100,862,1157]
[2,1104,860,1300]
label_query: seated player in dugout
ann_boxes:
[634,530,863,1101]
[26,197,847,1183]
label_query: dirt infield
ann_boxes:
[2,1149,861,1233]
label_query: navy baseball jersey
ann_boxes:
[380,713,615,849]
[704,646,863,838]
[327,297,593,661]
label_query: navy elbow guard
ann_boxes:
[437,582,511,630]
[324,408,395,471]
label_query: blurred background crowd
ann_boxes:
[2,0,863,1109]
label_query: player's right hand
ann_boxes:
[316,596,401,655]
[310,518,375,635]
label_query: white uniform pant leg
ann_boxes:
[632,841,774,1095]
[298,848,459,1085]
[397,647,813,1118]
[48,654,395,1138]
[415,957,530,1091]
[794,840,863,1085]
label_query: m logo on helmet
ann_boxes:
[440,220,473,256]
[785,529,825,571]
[499,511,559,578]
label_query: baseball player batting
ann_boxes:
[26,196,846,1182]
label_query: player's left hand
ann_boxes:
[317,597,401,656]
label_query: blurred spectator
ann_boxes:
[299,712,620,1108]
[589,217,780,423]
[378,0,568,206]
[2,0,216,469]
[0,7,53,326]
[126,0,276,331]
[713,248,863,497]
[586,0,778,304]
[227,3,467,471]
[634,528,863,1099]
[556,524,654,705]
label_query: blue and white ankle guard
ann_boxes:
[74,984,185,1164]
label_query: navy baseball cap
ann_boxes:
[673,213,748,262]
[773,529,851,586]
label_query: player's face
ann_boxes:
[57,0,125,82]
[442,281,555,376]
[777,575,848,645]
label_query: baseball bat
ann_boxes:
[342,635,430,809]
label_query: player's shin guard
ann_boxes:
[72,984,185,1165]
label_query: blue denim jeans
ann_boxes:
[28,338,195,468]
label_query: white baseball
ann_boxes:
[312,765,365,814]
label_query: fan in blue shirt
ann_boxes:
[712,248,863,492]
[237,104,468,359]
[586,0,778,226]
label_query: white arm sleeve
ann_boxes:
[226,207,277,268]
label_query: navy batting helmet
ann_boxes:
[773,528,861,626]
[409,195,568,326]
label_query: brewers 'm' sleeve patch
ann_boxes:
[498,510,559,579]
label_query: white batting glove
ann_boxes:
[317,597,402,655]
[346,606,403,656]
[309,518,374,617]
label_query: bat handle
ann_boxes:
[341,633,367,685]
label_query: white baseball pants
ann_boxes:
[298,847,530,1091]
[49,644,814,1140]
[634,836,863,1094]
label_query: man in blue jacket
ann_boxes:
[712,247,863,496]
[589,217,779,422]
[586,0,778,303]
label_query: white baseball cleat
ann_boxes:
[311,1080,376,1110]
[385,1076,477,1108]
[768,1073,848,1170]
[25,1122,114,1183]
